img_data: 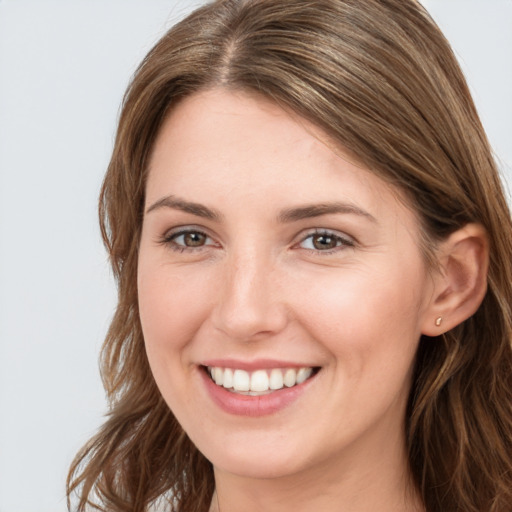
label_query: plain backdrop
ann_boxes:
[0,1,510,511]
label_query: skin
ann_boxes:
[137,89,440,511]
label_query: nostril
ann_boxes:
[211,261,288,340]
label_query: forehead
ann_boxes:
[149,88,360,173]
[146,88,417,232]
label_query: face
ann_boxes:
[138,89,435,481]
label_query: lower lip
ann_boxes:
[199,368,316,417]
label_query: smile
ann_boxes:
[206,366,316,395]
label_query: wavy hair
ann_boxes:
[67,1,512,511]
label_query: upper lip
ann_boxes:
[200,358,320,371]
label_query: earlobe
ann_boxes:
[422,223,489,336]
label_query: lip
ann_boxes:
[201,358,315,371]
[198,363,319,417]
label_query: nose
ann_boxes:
[211,249,288,341]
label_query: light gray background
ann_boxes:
[0,1,510,511]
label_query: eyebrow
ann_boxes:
[145,195,223,221]
[277,202,377,223]
[145,195,376,224]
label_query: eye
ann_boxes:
[173,231,208,247]
[160,228,217,252]
[298,230,354,252]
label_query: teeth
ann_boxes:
[222,368,233,389]
[206,366,315,394]
[283,368,296,387]
[269,368,284,390]
[213,367,224,386]
[250,370,269,392]
[233,369,250,392]
[296,367,313,384]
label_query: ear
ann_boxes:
[421,223,489,336]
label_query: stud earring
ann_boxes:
[435,317,443,327]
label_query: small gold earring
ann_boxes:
[435,317,443,326]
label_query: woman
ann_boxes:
[67,0,512,511]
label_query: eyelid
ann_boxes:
[294,228,356,252]
[158,225,219,251]
[157,225,355,254]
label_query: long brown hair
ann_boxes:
[67,1,512,510]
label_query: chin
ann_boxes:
[192,428,317,481]
[211,451,306,480]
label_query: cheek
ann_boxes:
[137,260,216,363]
[137,260,220,419]
[295,263,425,369]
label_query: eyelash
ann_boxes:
[159,228,355,254]
[159,228,215,253]
[296,229,355,254]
